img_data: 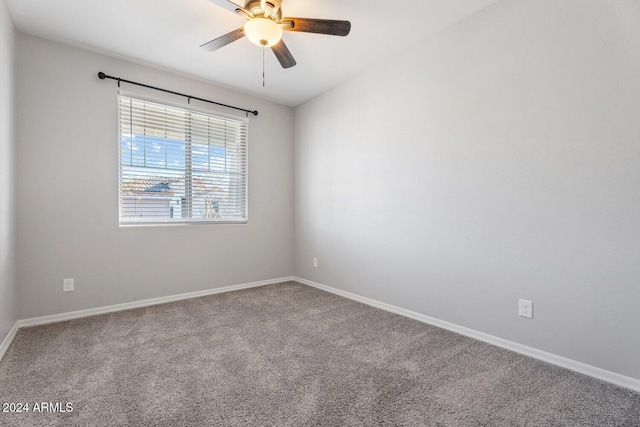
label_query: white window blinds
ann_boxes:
[118,94,248,224]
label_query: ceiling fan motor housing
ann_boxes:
[244,0,283,21]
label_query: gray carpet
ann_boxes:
[0,281,638,426]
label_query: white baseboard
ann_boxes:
[15,276,294,329]
[295,276,640,393]
[0,321,19,362]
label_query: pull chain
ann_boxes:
[262,47,266,88]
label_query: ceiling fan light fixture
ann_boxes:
[244,17,283,47]
[201,0,351,69]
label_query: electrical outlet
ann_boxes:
[313,258,318,268]
[519,299,532,318]
[63,278,74,292]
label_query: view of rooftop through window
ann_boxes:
[118,95,248,224]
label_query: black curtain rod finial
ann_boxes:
[98,71,106,80]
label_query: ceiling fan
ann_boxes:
[201,0,351,69]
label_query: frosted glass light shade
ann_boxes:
[244,17,283,47]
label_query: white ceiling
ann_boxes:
[5,0,498,106]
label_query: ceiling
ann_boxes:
[4,0,498,106]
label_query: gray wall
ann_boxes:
[0,0,16,341]
[16,34,294,319]
[294,0,640,380]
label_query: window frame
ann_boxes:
[117,91,249,226]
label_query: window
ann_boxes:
[118,94,248,225]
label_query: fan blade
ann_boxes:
[282,18,351,36]
[271,39,296,69]
[206,0,244,14]
[200,28,245,51]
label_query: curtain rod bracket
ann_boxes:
[97,71,259,116]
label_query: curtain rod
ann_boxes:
[97,72,258,117]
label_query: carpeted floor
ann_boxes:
[0,281,638,426]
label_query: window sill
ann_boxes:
[119,219,248,227]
